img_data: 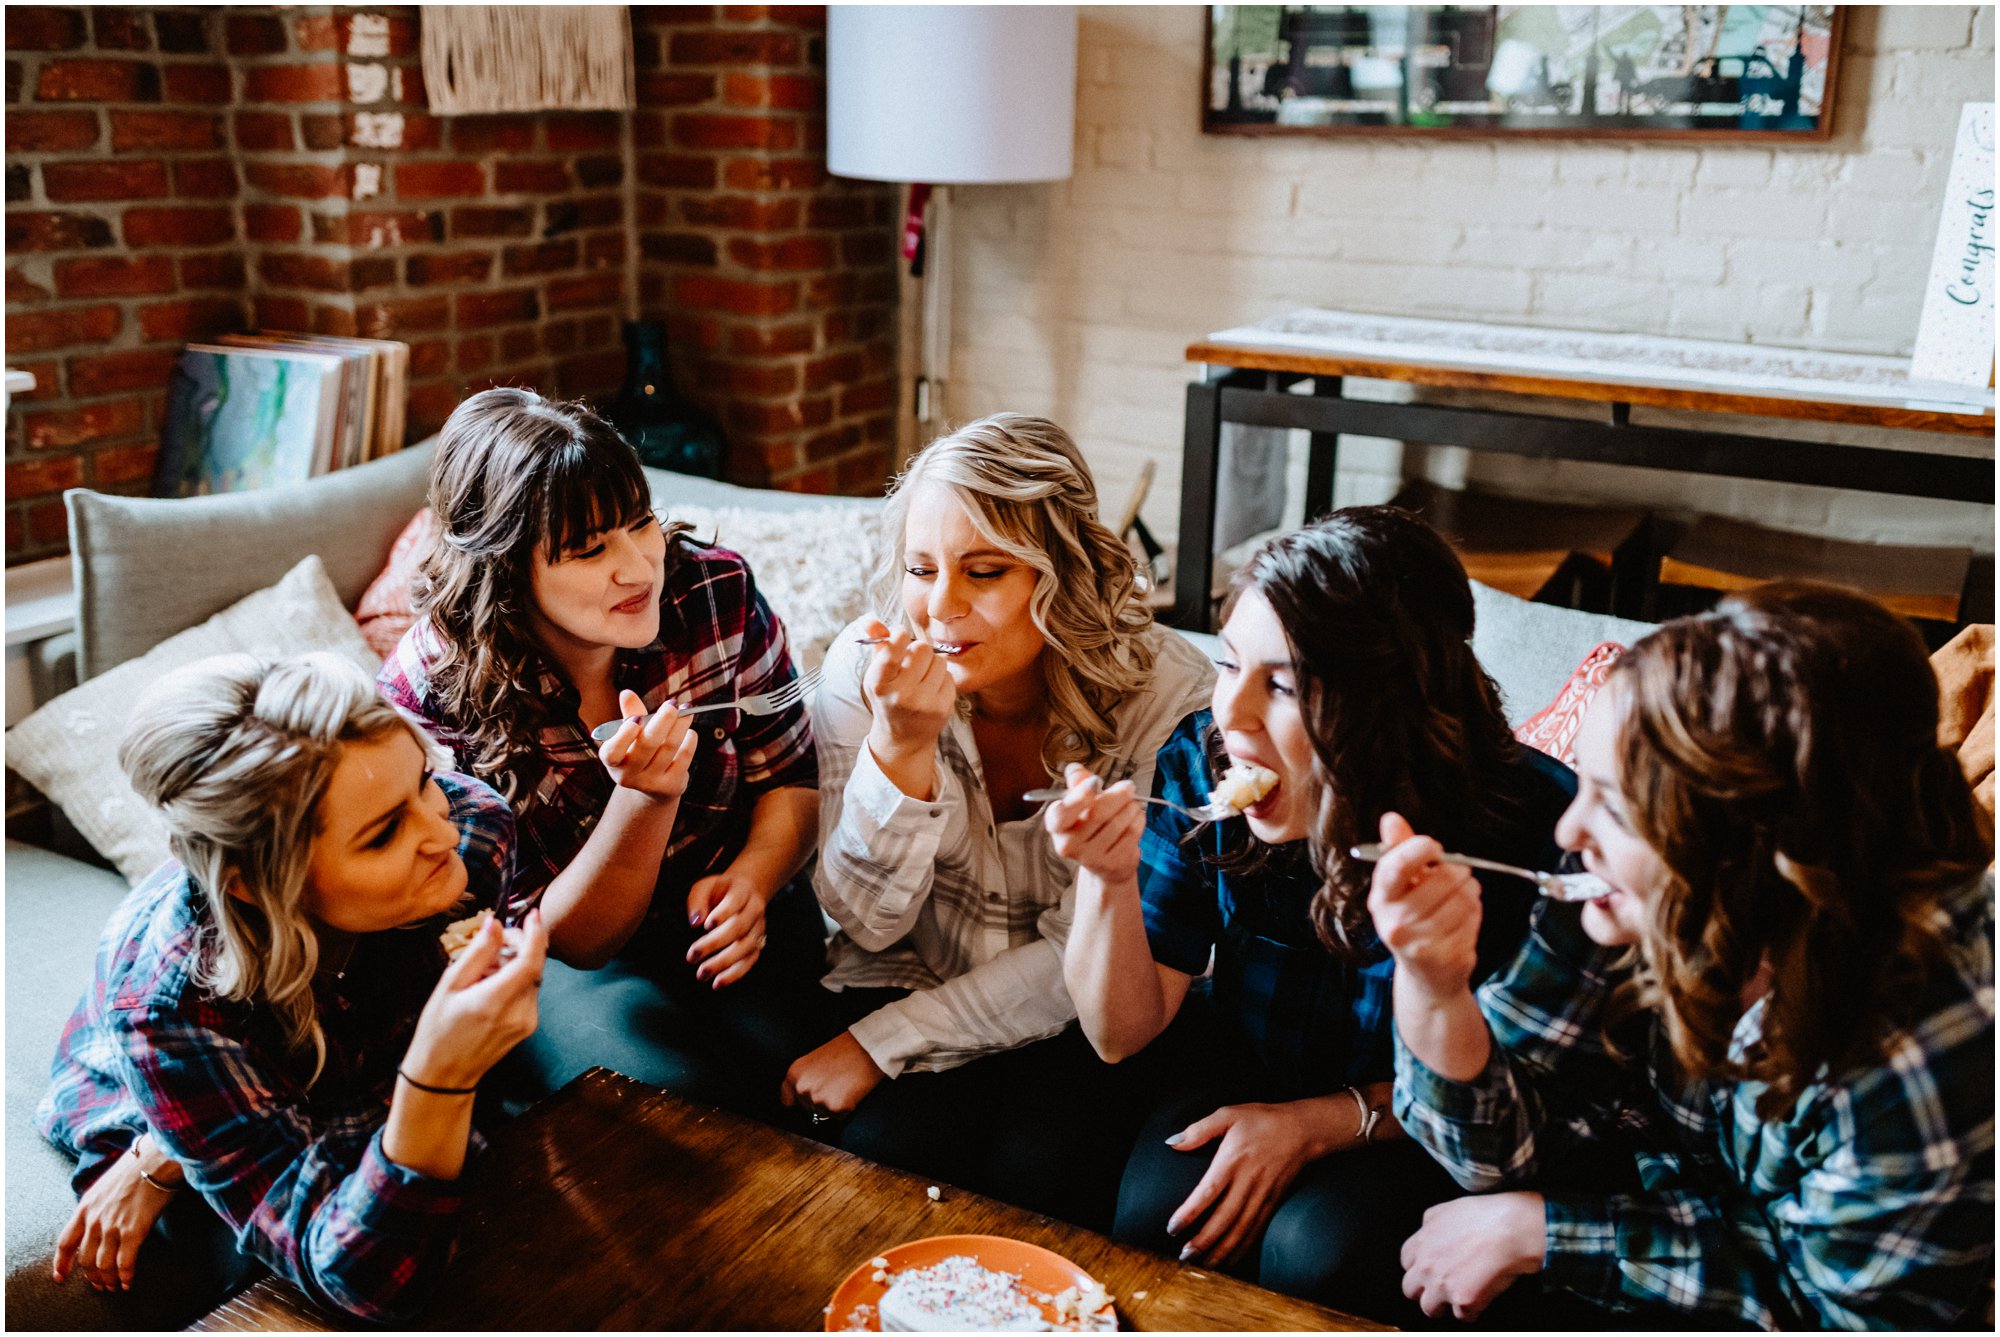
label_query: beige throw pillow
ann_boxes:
[6,555,381,884]
[672,504,881,672]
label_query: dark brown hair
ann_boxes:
[1608,581,1991,1116]
[411,387,691,799]
[1219,506,1529,960]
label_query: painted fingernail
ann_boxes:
[1163,1131,1185,1146]
[689,912,703,926]
[1178,1245,1197,1262]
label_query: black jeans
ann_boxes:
[1116,1080,1468,1328]
[1113,994,1721,1330]
[817,987,1168,1233]
[502,878,841,1130]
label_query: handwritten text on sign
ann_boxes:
[1912,103,1995,387]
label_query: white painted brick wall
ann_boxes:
[948,4,1996,560]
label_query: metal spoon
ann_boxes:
[1022,787,1239,823]
[1348,842,1612,903]
[855,635,967,655]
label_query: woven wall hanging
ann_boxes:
[421,6,634,114]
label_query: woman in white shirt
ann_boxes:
[782,413,1213,1228]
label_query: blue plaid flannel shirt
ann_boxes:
[1394,871,1996,1329]
[1138,710,1572,1094]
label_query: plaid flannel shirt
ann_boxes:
[1394,872,1997,1329]
[814,619,1216,1077]
[379,541,817,935]
[1140,710,1572,1095]
[36,773,515,1323]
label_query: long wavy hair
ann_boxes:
[1219,507,1529,961]
[870,413,1158,776]
[1605,582,1991,1116]
[412,387,691,801]
[118,652,448,1084]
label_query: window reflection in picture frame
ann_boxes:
[1204,5,1844,141]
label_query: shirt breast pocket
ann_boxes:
[686,722,740,814]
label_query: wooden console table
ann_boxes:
[1173,309,1996,630]
[189,1069,1383,1332]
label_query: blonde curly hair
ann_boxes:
[871,413,1158,775]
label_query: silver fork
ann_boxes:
[1022,787,1238,824]
[589,665,822,743]
[1347,842,1610,903]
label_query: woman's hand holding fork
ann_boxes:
[1044,762,1147,886]
[597,688,697,804]
[861,620,956,801]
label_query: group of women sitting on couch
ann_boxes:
[38,389,1993,1328]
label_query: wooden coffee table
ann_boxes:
[189,1068,1389,1332]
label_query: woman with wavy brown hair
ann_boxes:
[1376,583,1994,1328]
[1046,507,1573,1322]
[786,412,1214,1228]
[378,387,825,1120]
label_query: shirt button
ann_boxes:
[928,808,942,819]
[711,727,726,740]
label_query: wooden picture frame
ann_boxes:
[1204,5,1844,142]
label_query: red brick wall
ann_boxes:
[6,6,250,556]
[632,5,896,493]
[5,4,898,565]
[222,6,633,440]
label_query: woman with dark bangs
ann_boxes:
[1045,508,1574,1323]
[1376,583,1994,1328]
[379,388,825,1119]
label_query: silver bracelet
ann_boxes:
[1344,1086,1383,1144]
[129,1140,182,1194]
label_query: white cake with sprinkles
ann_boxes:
[878,1256,1049,1331]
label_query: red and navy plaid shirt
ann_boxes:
[377,540,817,942]
[35,772,515,1323]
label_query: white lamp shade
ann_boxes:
[827,6,1077,184]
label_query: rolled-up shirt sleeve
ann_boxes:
[812,633,958,955]
[850,930,1078,1078]
[113,1006,464,1324]
[818,624,1215,1079]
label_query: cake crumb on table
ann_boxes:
[926,1185,942,1201]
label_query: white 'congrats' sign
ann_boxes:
[1912,103,1995,387]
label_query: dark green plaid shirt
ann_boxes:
[1395,872,1997,1329]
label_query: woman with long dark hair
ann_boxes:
[1376,583,1994,1328]
[1046,507,1574,1321]
[378,387,824,1118]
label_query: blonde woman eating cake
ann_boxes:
[785,413,1214,1228]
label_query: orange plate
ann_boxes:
[824,1234,1117,1332]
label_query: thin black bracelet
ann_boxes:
[396,1068,478,1096]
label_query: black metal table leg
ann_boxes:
[1173,376,1225,630]
[1302,376,1342,522]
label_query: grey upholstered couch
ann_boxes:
[3,443,1651,1329]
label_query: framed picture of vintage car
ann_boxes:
[1204,5,1844,141]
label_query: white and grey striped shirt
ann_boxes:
[812,616,1216,1077]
